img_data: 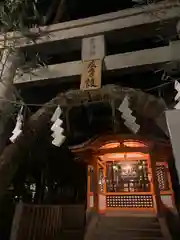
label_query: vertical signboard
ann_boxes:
[80,59,102,90]
[80,35,105,90]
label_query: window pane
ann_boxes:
[106,160,150,193]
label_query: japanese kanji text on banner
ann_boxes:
[80,59,102,90]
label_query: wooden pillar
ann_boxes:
[80,35,105,90]
[87,166,90,208]
[150,146,165,216]
[92,157,99,212]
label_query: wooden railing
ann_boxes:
[10,203,85,240]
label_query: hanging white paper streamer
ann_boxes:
[51,106,62,122]
[10,106,23,143]
[174,80,180,109]
[118,96,140,134]
[51,106,66,147]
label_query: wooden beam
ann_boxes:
[95,146,149,155]
[1,1,180,49]
[14,41,180,85]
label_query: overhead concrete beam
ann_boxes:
[14,41,180,86]
[1,1,180,50]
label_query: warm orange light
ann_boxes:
[99,142,120,150]
[126,152,146,158]
[104,153,125,159]
[123,141,147,148]
[100,152,148,161]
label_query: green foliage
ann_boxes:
[0,0,41,32]
[0,0,45,77]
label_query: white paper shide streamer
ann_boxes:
[118,96,140,134]
[10,106,24,143]
[51,106,66,147]
[174,80,180,109]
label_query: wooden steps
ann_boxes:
[85,213,168,240]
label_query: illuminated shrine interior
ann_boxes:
[80,137,174,213]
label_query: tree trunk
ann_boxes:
[0,49,21,153]
[0,93,59,200]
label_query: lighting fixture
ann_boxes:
[99,142,120,149]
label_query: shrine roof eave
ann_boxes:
[69,134,170,154]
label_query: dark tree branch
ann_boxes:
[53,0,67,24]
[44,0,59,25]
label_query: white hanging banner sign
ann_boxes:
[10,106,24,143]
[174,80,180,109]
[51,106,66,147]
[117,96,140,134]
[51,106,62,122]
